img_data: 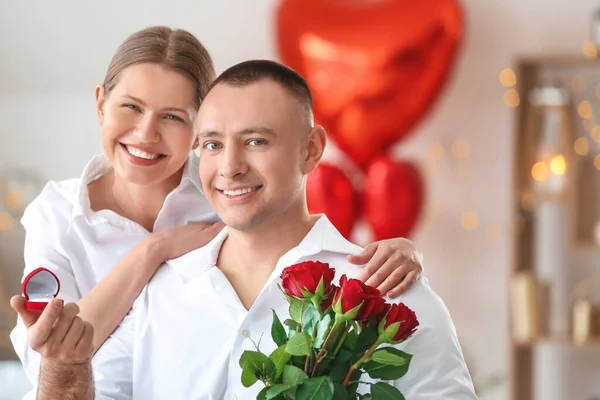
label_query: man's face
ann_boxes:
[197,79,317,231]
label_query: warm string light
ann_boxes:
[5,190,23,210]
[500,68,517,87]
[582,40,598,59]
[0,212,14,231]
[595,155,600,171]
[460,212,479,230]
[500,68,520,108]
[427,142,445,162]
[531,161,549,181]
[504,88,520,108]
[578,100,593,119]
[574,137,590,156]
[451,139,470,159]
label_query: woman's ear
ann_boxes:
[95,84,106,125]
[302,125,327,175]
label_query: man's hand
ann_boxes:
[350,238,424,298]
[11,296,94,364]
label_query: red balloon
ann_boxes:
[306,163,358,239]
[363,157,424,240]
[276,0,463,168]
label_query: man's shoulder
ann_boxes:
[389,277,455,331]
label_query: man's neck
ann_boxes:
[226,212,316,268]
[217,209,317,310]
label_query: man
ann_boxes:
[34,60,477,399]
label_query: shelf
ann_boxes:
[515,336,600,348]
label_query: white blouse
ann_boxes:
[9,151,217,394]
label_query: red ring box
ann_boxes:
[22,267,60,312]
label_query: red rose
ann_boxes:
[380,302,419,342]
[280,261,335,300]
[333,275,386,321]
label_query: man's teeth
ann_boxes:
[126,145,160,160]
[223,187,258,197]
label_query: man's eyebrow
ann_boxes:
[198,130,222,138]
[237,127,276,136]
[198,127,276,138]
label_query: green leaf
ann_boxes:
[266,384,295,399]
[285,331,312,356]
[284,319,302,329]
[342,328,359,352]
[241,361,259,387]
[238,351,276,381]
[269,345,292,381]
[314,314,332,349]
[333,382,350,400]
[296,376,335,400]
[302,305,321,335]
[363,360,411,380]
[257,387,269,400]
[363,347,412,380]
[369,348,409,366]
[290,298,310,323]
[328,349,353,381]
[271,310,288,347]
[282,365,308,385]
[355,323,379,354]
[370,382,405,400]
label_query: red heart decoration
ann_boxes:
[276,0,463,168]
[363,157,424,240]
[306,163,358,239]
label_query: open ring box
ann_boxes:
[22,267,60,312]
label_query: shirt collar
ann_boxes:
[70,151,203,223]
[169,214,363,283]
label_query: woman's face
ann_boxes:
[97,63,198,186]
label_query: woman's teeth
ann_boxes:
[126,145,161,160]
[223,187,259,197]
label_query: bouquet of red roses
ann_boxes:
[238,261,419,399]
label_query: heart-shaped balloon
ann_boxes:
[306,163,358,239]
[276,0,463,167]
[363,157,425,240]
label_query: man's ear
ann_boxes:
[302,125,327,175]
[95,84,106,125]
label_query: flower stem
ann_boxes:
[304,354,310,374]
[332,328,350,356]
[310,318,347,377]
[342,337,384,388]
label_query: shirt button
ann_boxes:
[241,330,250,338]
[227,395,237,400]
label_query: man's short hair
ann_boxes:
[209,60,314,124]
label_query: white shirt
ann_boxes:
[93,216,477,400]
[9,152,218,393]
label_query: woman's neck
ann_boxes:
[90,168,184,232]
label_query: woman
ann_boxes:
[10,26,423,387]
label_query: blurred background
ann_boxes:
[1,1,599,399]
